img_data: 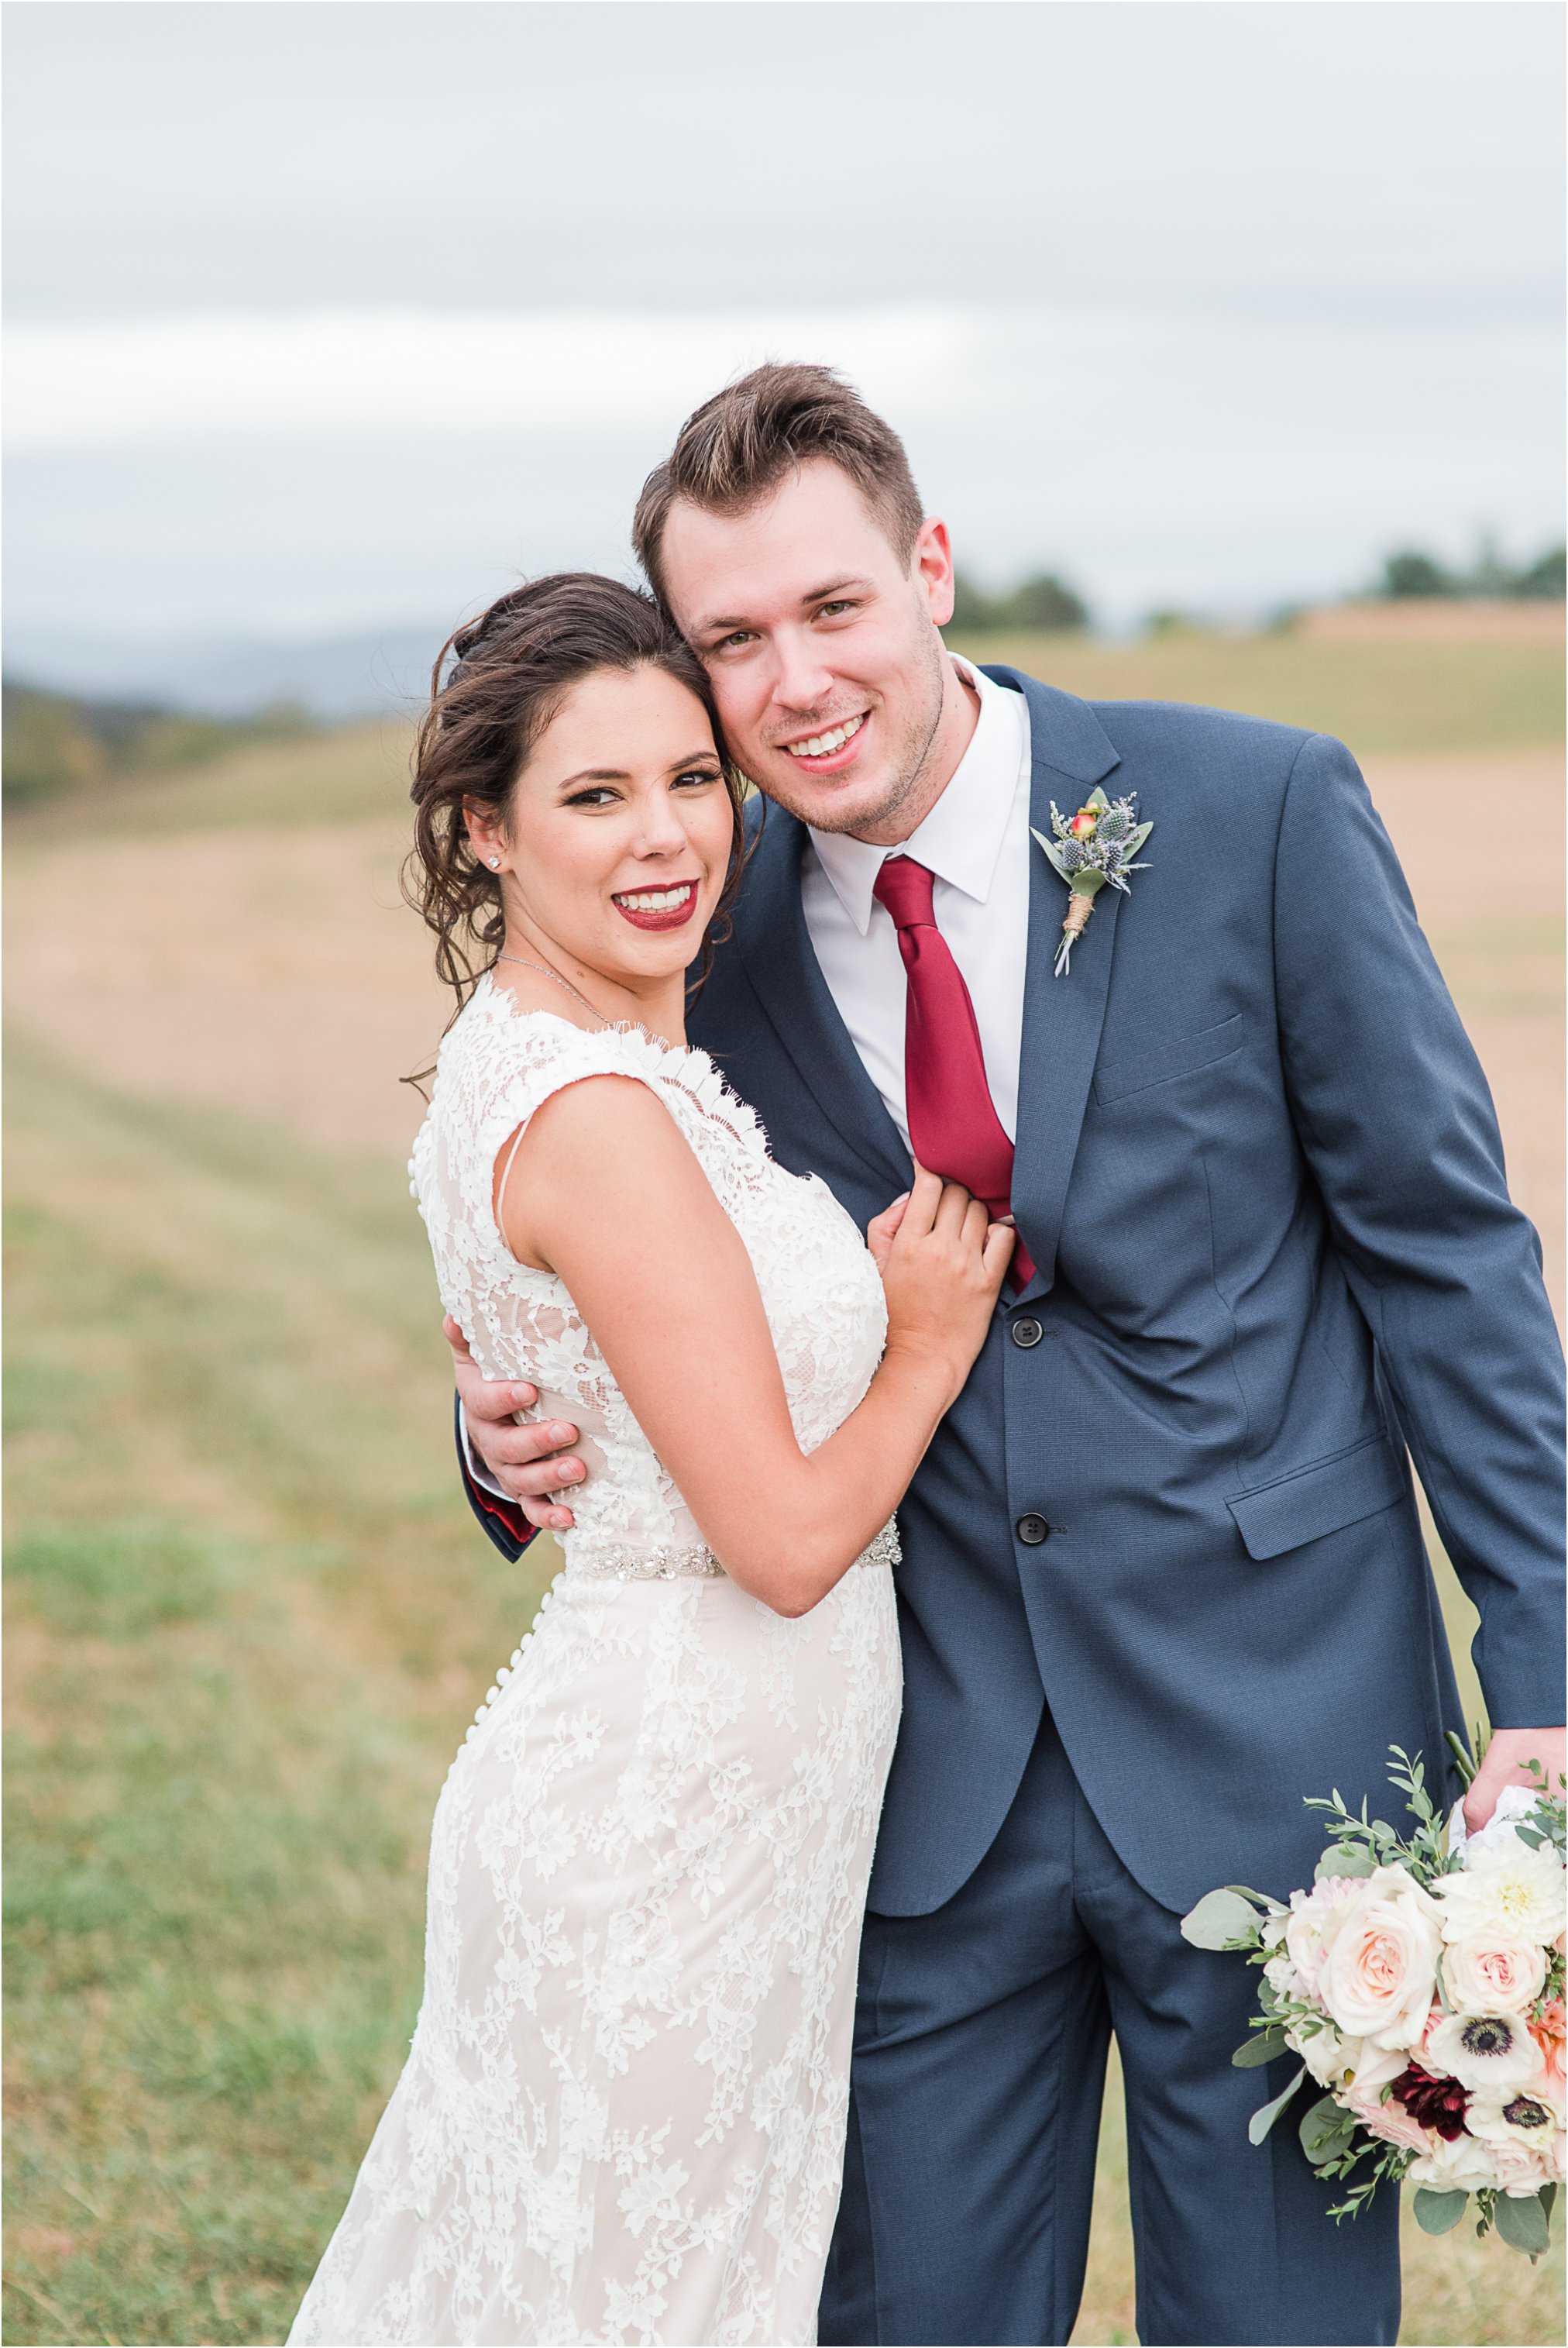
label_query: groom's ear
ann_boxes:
[913,517,957,629]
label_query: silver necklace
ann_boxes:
[493,951,619,1031]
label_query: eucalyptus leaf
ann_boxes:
[1412,2188,1469,2236]
[1126,821,1154,855]
[1180,1888,1263,1950]
[1248,2067,1307,2146]
[1072,870,1107,900]
[1085,786,1110,812]
[1232,2027,1289,2070]
[1494,2189,1551,2257]
[1315,1844,1376,1881]
[1298,2093,1355,2163]
[1030,828,1071,880]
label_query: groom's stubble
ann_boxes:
[762,611,955,847]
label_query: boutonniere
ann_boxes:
[1031,787,1154,976]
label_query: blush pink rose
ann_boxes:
[1316,1866,1445,2052]
[1441,1933,1548,2015]
[1342,2082,1433,2156]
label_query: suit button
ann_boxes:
[1016,1513,1050,1546]
[1011,1316,1044,1348]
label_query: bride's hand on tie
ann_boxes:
[869,1164,1015,1405]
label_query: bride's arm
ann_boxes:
[502,1075,1011,1617]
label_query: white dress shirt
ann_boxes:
[801,656,1033,1148]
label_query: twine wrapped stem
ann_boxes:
[1053,879,1104,975]
[1061,891,1096,945]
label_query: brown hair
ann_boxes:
[632,362,924,605]
[404,573,748,1031]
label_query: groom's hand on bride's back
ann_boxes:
[446,1315,586,1531]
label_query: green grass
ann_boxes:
[3,1036,556,2346]
[3,720,414,845]
[949,627,1566,752]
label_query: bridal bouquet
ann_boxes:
[1181,1746,1565,2257]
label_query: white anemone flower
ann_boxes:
[1424,2009,1546,2094]
[1467,2088,1558,2153]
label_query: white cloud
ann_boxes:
[4,305,977,453]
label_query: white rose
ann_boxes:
[1487,2134,1555,2196]
[1434,1843,1564,1948]
[1289,2025,1410,2094]
[1440,1933,1548,2016]
[1407,2129,1499,2195]
[1290,2018,1358,2088]
[1264,1952,1304,2002]
[1423,2009,1546,2095]
[1315,1865,1445,2051]
[1282,1875,1361,1998]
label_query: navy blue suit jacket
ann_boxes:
[464,671,1564,1917]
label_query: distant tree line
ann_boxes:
[1376,542,1565,601]
[948,570,1089,633]
[2,680,311,804]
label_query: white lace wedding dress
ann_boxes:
[290,979,902,2347]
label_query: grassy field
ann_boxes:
[5,625,1563,2345]
[948,624,1566,752]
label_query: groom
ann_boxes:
[454,366,1565,2345]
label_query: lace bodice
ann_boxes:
[410,977,889,1573]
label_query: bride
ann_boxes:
[289,573,1012,2348]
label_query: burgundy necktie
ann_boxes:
[872,856,1033,1284]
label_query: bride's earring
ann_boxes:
[488,856,501,869]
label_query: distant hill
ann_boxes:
[1,627,446,722]
[2,680,313,804]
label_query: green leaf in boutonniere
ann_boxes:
[1031,786,1154,975]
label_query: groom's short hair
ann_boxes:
[634,362,924,606]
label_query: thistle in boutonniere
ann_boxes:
[1031,787,1154,976]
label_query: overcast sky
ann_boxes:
[4,0,1563,674]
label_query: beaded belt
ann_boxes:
[566,1517,901,1585]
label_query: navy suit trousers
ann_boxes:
[819,1714,1401,2348]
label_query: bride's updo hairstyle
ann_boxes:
[406,572,748,1015]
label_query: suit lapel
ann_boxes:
[733,798,913,1195]
[989,668,1123,1302]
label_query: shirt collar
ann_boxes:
[806,657,1029,936]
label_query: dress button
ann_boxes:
[1016,1513,1050,1546]
[1011,1316,1044,1349]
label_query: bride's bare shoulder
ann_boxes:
[497,1061,718,1265]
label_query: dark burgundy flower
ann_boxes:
[1390,2063,1470,2142]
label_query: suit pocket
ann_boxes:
[1226,1431,1407,1561]
[1093,1013,1245,1106]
